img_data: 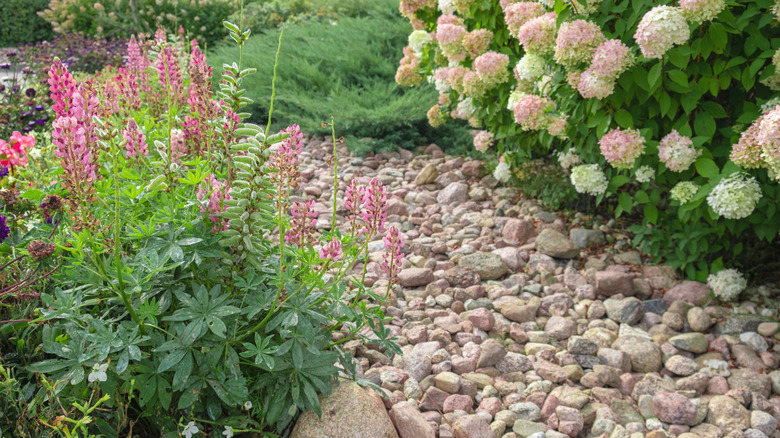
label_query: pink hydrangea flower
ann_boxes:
[588,39,634,79]
[462,29,493,58]
[757,105,780,160]
[634,6,690,59]
[399,0,436,17]
[658,130,701,172]
[446,66,469,93]
[577,69,615,99]
[679,0,726,22]
[513,94,553,131]
[473,51,510,86]
[554,20,605,67]
[382,226,405,285]
[599,127,645,169]
[197,174,231,233]
[437,14,464,26]
[462,71,486,99]
[428,104,447,127]
[319,236,344,262]
[436,23,467,62]
[286,199,319,248]
[504,2,545,40]
[517,13,557,55]
[730,114,766,169]
[123,119,148,158]
[546,116,568,138]
[361,177,387,235]
[473,130,494,152]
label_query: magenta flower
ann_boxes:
[319,236,344,262]
[382,226,405,285]
[170,129,187,164]
[156,46,183,99]
[361,177,387,236]
[345,178,365,232]
[123,119,148,158]
[52,116,96,182]
[127,35,146,76]
[197,174,231,233]
[286,199,319,248]
[48,58,77,118]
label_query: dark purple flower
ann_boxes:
[36,119,46,126]
[20,111,31,118]
[11,85,20,92]
[34,105,45,111]
[0,63,10,69]
[0,84,5,92]
[0,216,10,244]
[25,88,36,98]
[0,166,8,177]
[7,52,16,57]
[27,121,37,127]
[21,127,31,133]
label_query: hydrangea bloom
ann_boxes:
[463,71,487,98]
[396,46,422,87]
[546,116,568,138]
[517,13,557,55]
[474,51,510,86]
[452,0,478,15]
[657,130,701,172]
[558,149,580,169]
[433,68,452,94]
[409,30,432,56]
[427,104,447,127]
[453,97,477,120]
[599,128,645,168]
[570,164,608,196]
[399,0,436,17]
[446,66,469,93]
[504,2,545,40]
[730,116,765,169]
[473,130,494,152]
[462,29,493,58]
[438,0,456,13]
[513,94,553,130]
[634,6,690,59]
[757,106,780,158]
[577,70,615,99]
[707,173,762,219]
[679,0,726,22]
[707,269,746,301]
[436,23,467,62]
[514,54,546,81]
[554,20,605,67]
[507,89,526,111]
[670,181,700,204]
[572,0,603,14]
[635,165,654,183]
[494,160,511,182]
[589,39,634,79]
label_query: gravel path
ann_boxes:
[290,136,779,438]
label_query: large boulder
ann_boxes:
[437,182,469,205]
[535,229,579,259]
[389,401,435,438]
[663,281,709,306]
[291,381,399,438]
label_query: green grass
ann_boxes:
[209,0,472,154]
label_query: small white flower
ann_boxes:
[708,269,747,301]
[244,401,253,410]
[493,161,511,183]
[88,363,108,383]
[635,165,654,183]
[182,421,199,438]
[222,426,234,438]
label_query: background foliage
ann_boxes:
[0,0,53,46]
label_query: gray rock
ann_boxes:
[739,332,769,352]
[619,340,663,373]
[728,369,772,398]
[687,307,712,332]
[535,229,579,259]
[595,271,636,297]
[713,315,766,336]
[509,402,542,421]
[665,355,699,376]
[569,228,606,248]
[390,401,436,438]
[604,297,646,325]
[438,182,469,205]
[769,370,780,396]
[567,336,599,355]
[459,252,509,281]
[750,411,777,436]
[707,395,750,432]
[513,420,547,437]
[668,333,709,354]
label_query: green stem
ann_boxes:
[264,27,284,148]
[331,117,338,233]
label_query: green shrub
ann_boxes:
[210,0,472,154]
[228,0,383,35]
[0,0,53,45]
[398,0,780,280]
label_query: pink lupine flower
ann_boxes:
[345,178,365,232]
[127,35,146,76]
[517,13,557,55]
[197,174,231,233]
[473,130,494,152]
[576,69,615,99]
[52,116,96,182]
[271,124,303,170]
[188,43,213,116]
[170,129,187,163]
[319,236,344,262]
[123,119,148,158]
[155,28,167,44]
[118,71,141,111]
[382,226,405,285]
[599,127,645,169]
[462,29,493,58]
[473,51,510,87]
[634,6,690,59]
[48,58,77,118]
[286,199,319,248]
[588,39,634,79]
[361,177,387,236]
[730,114,767,169]
[553,20,605,67]
[503,2,545,40]
[156,46,183,98]
[513,94,553,131]
[72,84,100,148]
[658,129,701,172]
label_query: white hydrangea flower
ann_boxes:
[494,161,511,183]
[707,269,747,301]
[761,96,780,113]
[537,0,555,8]
[438,0,456,14]
[182,421,199,438]
[433,69,452,94]
[456,97,477,117]
[88,363,108,383]
[670,181,699,204]
[514,54,546,81]
[706,173,762,219]
[507,88,526,111]
[557,149,580,169]
[570,164,608,196]
[635,165,654,183]
[409,30,432,56]
[222,426,234,438]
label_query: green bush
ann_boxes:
[210,0,472,154]
[398,0,780,280]
[228,0,383,35]
[0,0,53,45]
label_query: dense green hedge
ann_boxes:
[0,0,53,46]
[209,0,472,154]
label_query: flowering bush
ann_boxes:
[396,0,780,279]
[19,31,127,76]
[1,20,402,438]
[707,268,747,301]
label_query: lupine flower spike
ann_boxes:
[319,236,344,262]
[286,200,319,248]
[382,226,405,294]
[361,177,387,236]
[123,119,148,158]
[345,179,364,234]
